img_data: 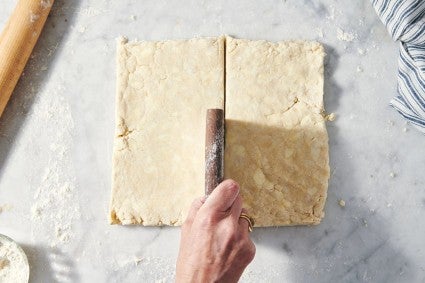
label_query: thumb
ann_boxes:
[202,179,240,213]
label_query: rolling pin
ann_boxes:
[205,108,225,196]
[0,0,54,117]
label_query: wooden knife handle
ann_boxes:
[0,0,54,117]
[205,108,224,196]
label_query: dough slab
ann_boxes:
[225,37,329,226]
[110,37,224,225]
[110,36,329,226]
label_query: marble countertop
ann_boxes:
[1,0,424,282]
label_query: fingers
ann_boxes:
[203,179,240,213]
[230,195,243,222]
[184,196,206,226]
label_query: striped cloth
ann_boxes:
[371,0,425,133]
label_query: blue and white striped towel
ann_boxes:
[371,0,425,133]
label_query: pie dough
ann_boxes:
[225,37,329,226]
[110,37,224,225]
[110,36,329,226]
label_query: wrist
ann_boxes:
[176,265,216,283]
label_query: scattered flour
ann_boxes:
[40,0,52,9]
[0,236,29,283]
[77,6,105,17]
[316,28,324,38]
[336,28,357,42]
[47,43,59,57]
[26,83,81,249]
[326,5,336,21]
[205,113,224,195]
[357,48,366,55]
[10,78,83,283]
[77,25,87,33]
[30,12,40,23]
[107,256,176,282]
[134,256,143,265]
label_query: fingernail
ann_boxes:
[225,181,239,192]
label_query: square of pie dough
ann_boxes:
[110,36,329,227]
[110,37,224,225]
[225,37,330,226]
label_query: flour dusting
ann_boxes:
[30,12,40,23]
[336,28,357,42]
[205,118,224,194]
[23,83,81,249]
[107,256,176,282]
[40,0,52,9]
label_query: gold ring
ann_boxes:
[239,213,254,232]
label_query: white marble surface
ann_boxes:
[0,0,424,282]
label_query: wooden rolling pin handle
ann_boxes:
[0,0,54,117]
[205,108,224,196]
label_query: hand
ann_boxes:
[176,179,256,283]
